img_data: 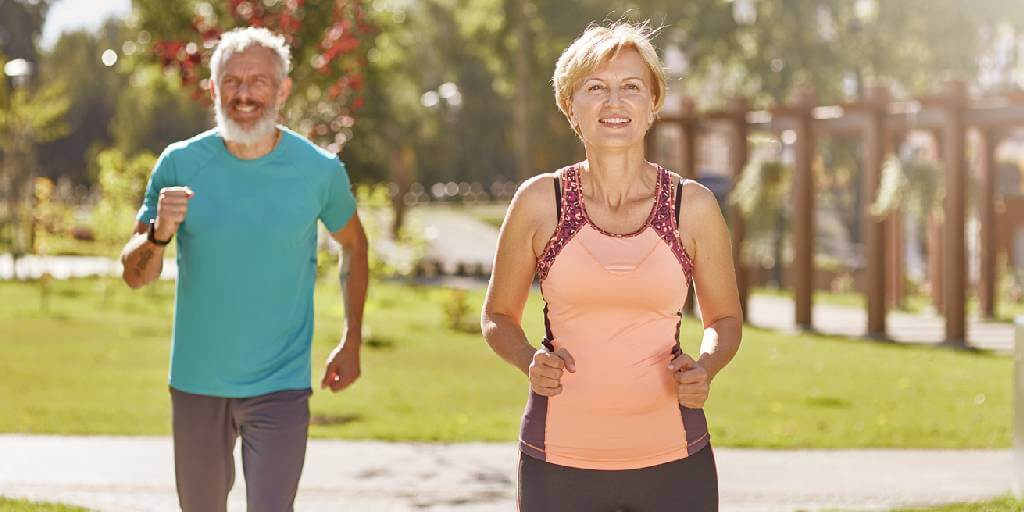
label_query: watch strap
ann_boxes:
[147,219,172,246]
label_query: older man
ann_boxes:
[120,27,368,511]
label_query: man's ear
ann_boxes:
[277,77,293,107]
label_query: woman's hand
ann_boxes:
[669,351,709,408]
[529,347,576,396]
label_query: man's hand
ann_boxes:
[669,351,710,409]
[529,346,575,397]
[155,186,194,240]
[320,340,361,392]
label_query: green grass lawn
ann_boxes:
[890,495,1024,511]
[0,497,92,511]
[0,277,1011,448]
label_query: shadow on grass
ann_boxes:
[311,413,362,426]
[757,326,1008,360]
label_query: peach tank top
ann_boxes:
[520,163,709,470]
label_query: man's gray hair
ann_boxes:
[210,27,291,84]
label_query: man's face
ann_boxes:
[212,46,292,143]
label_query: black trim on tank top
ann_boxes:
[544,174,561,352]
[554,175,563,222]
[541,304,555,351]
[675,178,684,225]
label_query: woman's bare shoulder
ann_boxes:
[658,168,720,214]
[679,179,719,213]
[506,171,561,224]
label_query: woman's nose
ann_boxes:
[606,88,622,106]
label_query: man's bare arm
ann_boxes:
[121,222,165,289]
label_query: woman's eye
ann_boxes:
[587,83,604,91]
[624,83,640,90]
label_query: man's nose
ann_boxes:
[236,79,253,98]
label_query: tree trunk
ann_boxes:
[509,0,535,181]
[391,144,415,238]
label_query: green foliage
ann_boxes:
[732,157,791,267]
[58,0,1024,201]
[0,82,69,142]
[442,287,476,333]
[29,177,71,257]
[28,177,71,312]
[107,66,211,158]
[90,149,157,254]
[733,159,791,217]
[0,55,70,257]
[0,497,92,512]
[0,0,50,63]
[663,0,1024,107]
[892,495,1024,512]
[37,22,128,183]
[871,155,944,221]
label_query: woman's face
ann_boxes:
[568,48,655,150]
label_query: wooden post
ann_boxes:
[929,215,945,314]
[390,143,416,238]
[887,209,905,308]
[941,80,968,346]
[863,85,889,338]
[729,98,750,318]
[792,91,817,330]
[929,129,945,314]
[978,129,1000,319]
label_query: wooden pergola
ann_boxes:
[650,79,1024,346]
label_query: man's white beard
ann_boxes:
[215,98,279,145]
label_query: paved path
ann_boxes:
[0,435,1012,512]
[0,254,178,281]
[414,208,499,276]
[746,295,1015,353]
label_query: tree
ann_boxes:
[91,148,156,303]
[37,21,130,184]
[0,0,50,63]
[0,59,68,266]
[131,0,373,154]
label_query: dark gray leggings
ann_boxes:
[517,445,718,512]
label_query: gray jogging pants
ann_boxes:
[170,387,312,512]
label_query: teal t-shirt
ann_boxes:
[137,126,357,398]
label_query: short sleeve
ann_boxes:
[136,149,176,224]
[319,159,357,232]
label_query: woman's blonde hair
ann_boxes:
[552,21,667,134]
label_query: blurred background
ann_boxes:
[4,1,1024,510]
[6,0,1024,312]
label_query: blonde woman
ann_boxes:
[481,22,742,510]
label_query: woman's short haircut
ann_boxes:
[211,27,291,85]
[552,21,667,135]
